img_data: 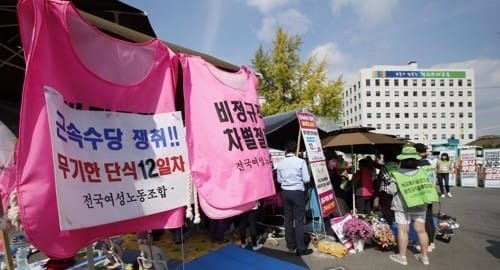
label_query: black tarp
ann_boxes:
[264,109,337,151]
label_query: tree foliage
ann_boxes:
[251,27,343,120]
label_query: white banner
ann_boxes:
[483,149,500,188]
[0,120,16,175]
[45,87,189,230]
[459,149,478,187]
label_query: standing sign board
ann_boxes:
[459,148,478,187]
[297,112,335,216]
[483,149,500,188]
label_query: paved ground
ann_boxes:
[257,187,500,270]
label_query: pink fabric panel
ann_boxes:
[180,54,275,212]
[16,0,184,258]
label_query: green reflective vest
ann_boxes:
[392,168,440,208]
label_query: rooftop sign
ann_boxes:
[373,70,466,78]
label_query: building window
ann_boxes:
[404,102,409,108]
[422,79,427,86]
[375,91,381,96]
[394,79,399,86]
[467,91,472,96]
[422,91,427,96]
[376,124,382,129]
[441,123,446,129]
[395,102,400,107]
[459,112,464,118]
[367,123,372,127]
[423,123,428,129]
[468,123,473,128]
[467,79,472,86]
[404,123,410,129]
[375,79,380,86]
[431,91,436,96]
[403,79,408,86]
[395,113,400,118]
[395,124,400,129]
[413,79,418,86]
[366,91,371,96]
[366,79,370,86]
[376,113,381,118]
[432,123,437,129]
[404,113,409,118]
[450,123,455,128]
[459,102,463,107]
[386,112,390,118]
[431,102,436,107]
[458,91,463,96]
[413,112,418,118]
[395,91,400,96]
[385,91,390,97]
[385,102,390,107]
[413,91,418,97]
[469,134,473,139]
[413,102,418,107]
[441,112,446,118]
[450,102,454,107]
[385,79,390,86]
[449,91,454,97]
[423,112,428,118]
[431,79,435,86]
[386,123,391,129]
[468,112,473,118]
[468,101,472,107]
[440,91,445,97]
[404,91,409,96]
[441,102,445,107]
[414,123,419,129]
[423,102,427,107]
[450,112,455,118]
[442,134,447,139]
[449,79,454,87]
[376,102,381,107]
[458,79,463,86]
[432,112,437,118]
[367,102,371,107]
[440,79,445,86]
[432,134,437,139]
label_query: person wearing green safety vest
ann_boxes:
[387,146,439,266]
[415,143,438,253]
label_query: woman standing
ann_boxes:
[435,153,453,198]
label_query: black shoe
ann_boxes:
[296,248,313,256]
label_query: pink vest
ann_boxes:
[17,0,184,258]
[179,55,275,218]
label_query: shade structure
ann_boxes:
[465,135,500,148]
[264,109,332,151]
[321,127,406,154]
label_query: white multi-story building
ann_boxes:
[342,62,476,145]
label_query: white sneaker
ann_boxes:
[389,254,408,265]
[240,242,247,249]
[415,254,430,265]
[447,193,453,198]
[430,242,436,250]
[441,194,446,198]
[252,243,263,251]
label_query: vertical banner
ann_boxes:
[459,148,478,187]
[45,87,189,230]
[297,112,335,216]
[483,149,500,188]
[440,150,457,186]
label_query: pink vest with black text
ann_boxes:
[17,0,184,258]
[179,54,275,218]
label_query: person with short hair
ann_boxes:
[275,141,313,256]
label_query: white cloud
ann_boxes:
[257,9,311,42]
[246,0,290,13]
[308,43,353,83]
[202,0,223,53]
[431,58,500,136]
[330,0,399,28]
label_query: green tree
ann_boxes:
[251,26,343,120]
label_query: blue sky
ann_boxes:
[123,0,500,137]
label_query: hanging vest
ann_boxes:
[392,169,440,208]
[179,54,275,218]
[17,0,184,258]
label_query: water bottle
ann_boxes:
[15,247,29,270]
